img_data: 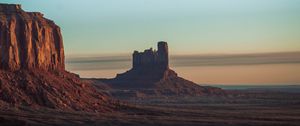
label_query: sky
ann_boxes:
[2,0,300,56]
[2,0,300,85]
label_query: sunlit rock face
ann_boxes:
[0,4,64,71]
[0,4,114,112]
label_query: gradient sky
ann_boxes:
[2,0,300,56]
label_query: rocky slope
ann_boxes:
[0,4,114,112]
[92,42,226,98]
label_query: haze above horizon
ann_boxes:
[66,51,300,85]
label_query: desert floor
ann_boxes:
[1,91,300,126]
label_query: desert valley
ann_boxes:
[0,3,300,126]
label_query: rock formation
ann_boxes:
[0,4,64,71]
[132,41,169,70]
[115,42,176,84]
[97,42,225,97]
[0,4,114,112]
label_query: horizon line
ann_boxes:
[66,51,300,59]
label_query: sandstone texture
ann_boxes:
[0,4,64,71]
[0,4,114,112]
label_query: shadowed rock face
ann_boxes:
[98,42,226,97]
[132,41,169,70]
[0,4,64,71]
[116,42,173,86]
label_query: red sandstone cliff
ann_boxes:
[0,4,64,71]
[0,4,114,112]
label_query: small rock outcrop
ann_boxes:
[97,42,225,97]
[0,4,114,112]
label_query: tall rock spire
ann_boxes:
[157,41,169,69]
